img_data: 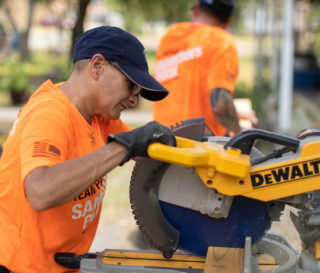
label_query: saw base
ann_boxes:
[80,250,204,273]
[79,233,300,273]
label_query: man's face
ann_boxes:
[94,60,141,120]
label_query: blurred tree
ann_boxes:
[70,0,91,60]
[0,0,52,61]
[0,0,92,62]
[106,0,250,33]
[230,1,254,31]
[106,0,194,32]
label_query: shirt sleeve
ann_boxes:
[206,40,239,94]
[20,104,71,181]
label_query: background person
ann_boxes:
[153,0,244,136]
[0,26,175,273]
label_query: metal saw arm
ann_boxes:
[147,129,320,202]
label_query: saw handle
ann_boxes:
[147,136,209,167]
[225,129,300,155]
[54,252,97,269]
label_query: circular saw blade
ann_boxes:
[129,119,271,257]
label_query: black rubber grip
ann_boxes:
[54,252,97,269]
[225,129,300,155]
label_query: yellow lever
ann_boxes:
[147,136,250,179]
[148,136,209,167]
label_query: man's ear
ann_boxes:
[90,54,106,80]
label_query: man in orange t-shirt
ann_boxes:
[153,0,241,136]
[0,26,175,273]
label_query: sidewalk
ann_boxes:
[0,107,20,123]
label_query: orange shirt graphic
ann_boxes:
[0,80,130,273]
[153,22,238,136]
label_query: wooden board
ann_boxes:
[203,247,244,273]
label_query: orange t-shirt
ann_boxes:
[153,22,238,136]
[0,80,130,273]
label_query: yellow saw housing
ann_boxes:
[148,135,320,202]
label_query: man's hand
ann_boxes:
[108,121,176,164]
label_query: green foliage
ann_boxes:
[230,1,252,32]
[28,50,72,80]
[145,50,156,71]
[308,3,320,58]
[106,0,194,31]
[0,65,30,93]
[235,79,274,120]
[0,51,71,96]
[105,0,251,32]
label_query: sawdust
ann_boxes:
[270,206,301,251]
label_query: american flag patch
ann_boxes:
[32,142,61,160]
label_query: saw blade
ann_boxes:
[130,118,211,258]
[129,118,271,257]
[160,197,270,256]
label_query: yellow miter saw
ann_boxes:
[57,118,320,272]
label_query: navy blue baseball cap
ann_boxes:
[73,26,169,101]
[198,0,235,18]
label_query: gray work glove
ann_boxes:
[108,121,176,165]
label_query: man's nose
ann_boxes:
[128,94,139,107]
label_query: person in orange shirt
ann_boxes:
[153,0,243,137]
[0,26,175,273]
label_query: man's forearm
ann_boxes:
[24,142,127,211]
[210,88,240,134]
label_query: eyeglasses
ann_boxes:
[125,78,141,96]
[109,61,141,96]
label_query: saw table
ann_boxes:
[74,233,297,273]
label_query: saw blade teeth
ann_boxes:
[130,159,162,251]
[129,121,196,252]
[130,158,175,252]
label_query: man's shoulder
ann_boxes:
[169,22,192,29]
[29,81,70,108]
[20,81,72,122]
[162,22,192,37]
[197,25,234,41]
[166,23,235,45]
[195,26,237,54]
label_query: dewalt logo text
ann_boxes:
[251,160,320,188]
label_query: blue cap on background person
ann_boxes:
[73,26,169,101]
[198,0,235,19]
